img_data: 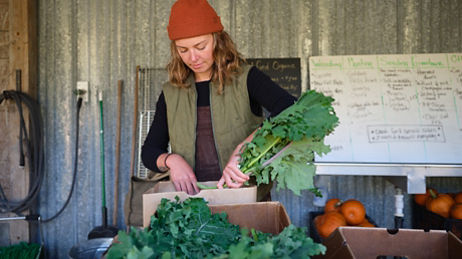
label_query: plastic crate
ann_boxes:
[412,202,462,240]
[309,211,378,243]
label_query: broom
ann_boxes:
[88,91,118,239]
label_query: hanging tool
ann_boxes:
[15,70,25,167]
[129,66,140,178]
[113,80,123,225]
[88,91,118,239]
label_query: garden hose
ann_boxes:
[0,90,43,215]
[0,89,85,224]
[41,95,83,223]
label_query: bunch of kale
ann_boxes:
[107,197,325,259]
[239,90,339,196]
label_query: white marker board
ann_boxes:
[309,53,462,163]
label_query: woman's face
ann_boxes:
[175,34,215,82]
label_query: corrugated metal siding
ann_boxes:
[37,0,462,258]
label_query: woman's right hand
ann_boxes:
[166,153,199,195]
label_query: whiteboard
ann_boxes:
[309,53,462,163]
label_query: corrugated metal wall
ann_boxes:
[37,0,462,258]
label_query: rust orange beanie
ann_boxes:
[167,0,224,41]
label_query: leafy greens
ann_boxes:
[107,197,240,259]
[106,197,326,259]
[239,90,338,196]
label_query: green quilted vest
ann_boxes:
[163,64,264,171]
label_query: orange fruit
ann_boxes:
[324,198,342,213]
[340,199,366,225]
[316,212,347,238]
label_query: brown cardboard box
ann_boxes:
[209,202,291,235]
[142,181,257,227]
[315,226,462,259]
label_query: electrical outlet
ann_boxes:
[77,81,89,102]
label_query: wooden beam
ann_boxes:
[10,0,37,95]
[0,0,38,244]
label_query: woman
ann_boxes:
[141,0,296,200]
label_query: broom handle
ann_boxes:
[99,91,107,217]
[113,80,122,225]
[129,66,140,178]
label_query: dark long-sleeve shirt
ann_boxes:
[141,66,296,172]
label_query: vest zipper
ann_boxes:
[193,87,198,171]
[209,86,223,172]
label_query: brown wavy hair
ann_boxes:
[166,31,245,95]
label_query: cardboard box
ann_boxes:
[142,181,257,227]
[209,202,291,235]
[314,227,462,259]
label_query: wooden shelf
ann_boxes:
[314,162,462,194]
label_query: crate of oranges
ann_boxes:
[309,198,377,242]
[413,188,462,239]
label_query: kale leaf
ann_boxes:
[239,90,338,196]
[217,226,326,259]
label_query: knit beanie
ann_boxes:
[167,0,224,41]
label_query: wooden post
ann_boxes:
[0,0,37,244]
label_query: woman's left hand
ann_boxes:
[218,130,257,189]
[217,152,249,189]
